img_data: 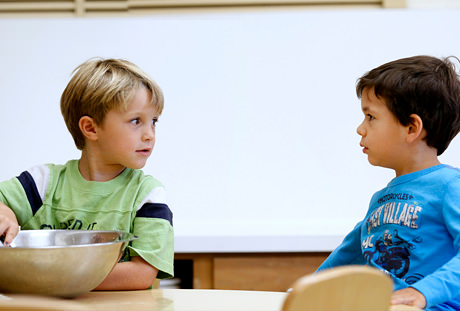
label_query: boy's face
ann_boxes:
[356,88,410,174]
[94,87,158,170]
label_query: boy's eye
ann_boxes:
[367,114,375,121]
[151,118,158,126]
[130,118,140,125]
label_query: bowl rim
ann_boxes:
[0,229,138,249]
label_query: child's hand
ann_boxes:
[0,202,19,247]
[391,287,427,309]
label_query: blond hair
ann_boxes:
[60,58,164,150]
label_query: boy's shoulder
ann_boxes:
[429,164,460,181]
[35,160,75,175]
[27,161,164,191]
[439,164,460,174]
[124,167,164,188]
[405,164,460,181]
[126,169,164,189]
[378,164,460,194]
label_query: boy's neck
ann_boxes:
[394,158,441,177]
[394,144,440,177]
[78,151,126,182]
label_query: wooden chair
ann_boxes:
[281,265,393,311]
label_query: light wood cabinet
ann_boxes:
[175,252,330,291]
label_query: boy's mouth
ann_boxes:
[360,143,368,153]
[136,148,151,155]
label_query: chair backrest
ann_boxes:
[281,265,393,311]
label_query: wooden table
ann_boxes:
[0,289,285,311]
[0,289,422,311]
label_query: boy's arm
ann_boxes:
[93,256,158,290]
[0,201,19,246]
[408,238,460,307]
[317,220,365,271]
[407,179,460,308]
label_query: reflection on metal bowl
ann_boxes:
[0,230,137,298]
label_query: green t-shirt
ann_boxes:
[0,160,174,279]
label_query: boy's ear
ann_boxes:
[79,116,99,142]
[406,114,424,143]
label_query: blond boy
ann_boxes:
[0,58,173,290]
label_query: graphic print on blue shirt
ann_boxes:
[362,192,424,284]
[363,229,423,282]
[366,197,422,233]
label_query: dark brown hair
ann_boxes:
[356,55,460,155]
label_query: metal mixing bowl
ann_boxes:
[0,230,137,298]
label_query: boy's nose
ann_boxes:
[356,122,365,136]
[142,126,155,141]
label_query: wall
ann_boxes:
[1,8,460,251]
[407,0,460,8]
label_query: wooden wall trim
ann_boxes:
[0,0,406,16]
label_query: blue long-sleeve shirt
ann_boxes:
[317,165,460,311]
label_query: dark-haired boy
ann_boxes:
[317,55,460,310]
